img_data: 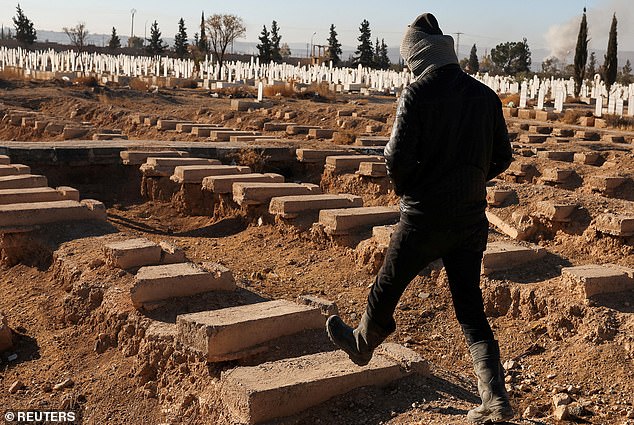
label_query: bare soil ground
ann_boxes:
[0,77,633,425]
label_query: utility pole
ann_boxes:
[454,32,464,58]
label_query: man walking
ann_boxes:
[326,13,514,424]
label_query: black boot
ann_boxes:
[326,312,392,366]
[467,340,514,423]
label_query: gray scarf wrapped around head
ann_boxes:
[400,15,459,80]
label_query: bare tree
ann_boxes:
[206,14,246,74]
[63,22,89,51]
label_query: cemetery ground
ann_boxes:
[0,76,633,425]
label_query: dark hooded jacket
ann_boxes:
[384,64,512,224]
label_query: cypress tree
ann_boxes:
[587,51,597,77]
[257,25,272,63]
[326,24,342,66]
[468,44,479,73]
[573,9,588,96]
[174,18,189,58]
[270,21,282,62]
[603,13,618,90]
[197,12,208,54]
[354,19,373,67]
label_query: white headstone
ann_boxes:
[257,81,263,102]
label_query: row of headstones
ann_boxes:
[1,108,126,140]
[0,46,412,91]
[510,123,631,144]
[7,45,634,100]
[0,154,107,230]
[100,232,428,424]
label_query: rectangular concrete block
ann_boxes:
[588,176,627,192]
[0,200,106,229]
[103,238,162,270]
[0,187,77,205]
[485,188,516,207]
[0,155,10,165]
[231,100,260,111]
[573,152,602,166]
[541,168,575,183]
[536,151,574,162]
[229,135,278,142]
[319,206,400,236]
[177,300,325,362]
[296,149,348,163]
[0,174,48,190]
[308,128,336,139]
[325,155,384,174]
[575,130,600,141]
[159,241,187,264]
[552,128,575,137]
[263,122,295,132]
[286,125,321,135]
[519,134,547,144]
[562,265,634,298]
[202,173,285,194]
[131,262,236,307]
[192,126,232,137]
[156,119,195,131]
[518,109,536,119]
[210,130,261,142]
[233,183,321,206]
[356,136,389,147]
[141,157,222,177]
[62,127,91,140]
[357,161,387,177]
[171,165,252,184]
[220,343,429,424]
[0,164,30,177]
[594,214,634,237]
[269,194,363,218]
[536,201,577,222]
[482,242,547,274]
[92,133,128,141]
[120,150,189,166]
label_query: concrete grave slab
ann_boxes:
[269,194,363,219]
[176,300,324,362]
[482,241,547,274]
[202,173,285,194]
[325,155,384,174]
[535,201,577,222]
[220,343,429,425]
[296,149,348,163]
[357,162,387,177]
[594,214,634,237]
[319,206,400,236]
[562,264,634,298]
[0,164,30,177]
[0,187,78,205]
[131,262,236,307]
[356,136,389,147]
[103,238,162,270]
[0,155,10,165]
[120,150,189,166]
[486,188,516,207]
[0,200,106,229]
[233,182,321,206]
[171,165,252,184]
[0,174,48,190]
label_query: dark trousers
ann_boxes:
[367,213,494,346]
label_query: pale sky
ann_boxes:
[2,0,633,58]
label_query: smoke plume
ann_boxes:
[545,0,632,60]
